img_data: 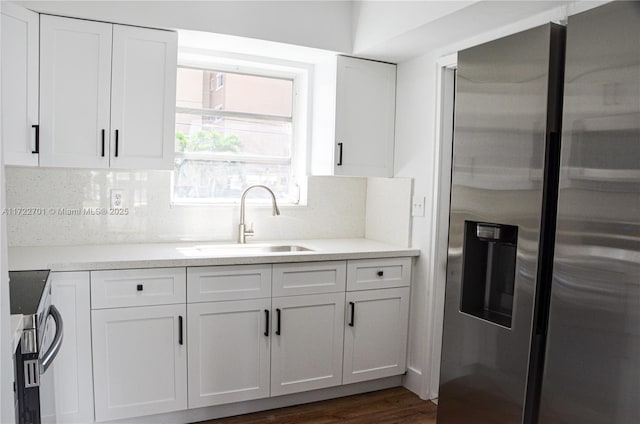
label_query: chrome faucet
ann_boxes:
[238,185,281,244]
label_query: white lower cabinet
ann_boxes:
[91,304,187,421]
[270,293,345,396]
[41,272,94,423]
[343,287,410,384]
[188,299,271,408]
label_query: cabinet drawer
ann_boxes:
[91,268,186,309]
[187,265,271,302]
[346,257,411,291]
[272,261,346,297]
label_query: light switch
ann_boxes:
[110,190,124,209]
[412,196,425,217]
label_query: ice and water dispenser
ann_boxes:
[460,221,518,328]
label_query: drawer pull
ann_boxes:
[377,271,384,277]
[264,309,269,337]
[275,308,281,336]
[32,125,40,154]
[114,129,119,157]
[136,284,143,291]
[101,129,105,157]
[348,302,355,327]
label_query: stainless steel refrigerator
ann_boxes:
[438,2,640,423]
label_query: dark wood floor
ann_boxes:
[198,387,437,424]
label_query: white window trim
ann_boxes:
[173,48,312,206]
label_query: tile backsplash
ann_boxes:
[4,168,368,246]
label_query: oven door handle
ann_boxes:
[39,305,64,374]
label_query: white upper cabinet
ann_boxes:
[335,56,396,177]
[39,15,177,170]
[312,56,396,177]
[1,4,39,166]
[110,25,177,169]
[39,15,112,169]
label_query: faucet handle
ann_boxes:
[245,223,254,237]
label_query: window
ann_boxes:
[174,62,306,204]
[216,73,224,90]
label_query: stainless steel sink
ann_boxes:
[178,244,314,257]
[253,245,312,253]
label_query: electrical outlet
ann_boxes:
[110,189,124,209]
[412,196,425,217]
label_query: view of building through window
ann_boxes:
[174,67,295,202]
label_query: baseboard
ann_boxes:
[402,366,426,400]
[107,376,404,424]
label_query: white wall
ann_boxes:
[19,0,353,54]
[393,51,439,397]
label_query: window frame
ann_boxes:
[172,50,311,206]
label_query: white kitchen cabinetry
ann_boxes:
[346,257,412,291]
[39,15,177,170]
[272,261,346,297]
[40,272,94,423]
[343,287,410,384]
[91,304,187,421]
[109,25,177,169]
[312,56,396,177]
[271,292,345,396]
[91,267,186,309]
[188,299,271,408]
[1,3,39,166]
[335,56,396,177]
[187,264,271,302]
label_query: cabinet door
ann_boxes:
[1,3,39,166]
[188,299,271,408]
[110,25,177,170]
[334,56,396,177]
[39,15,112,168]
[40,272,94,423]
[92,304,187,421]
[343,287,409,384]
[271,293,345,396]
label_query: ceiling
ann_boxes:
[20,0,607,64]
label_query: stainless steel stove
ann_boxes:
[10,270,63,424]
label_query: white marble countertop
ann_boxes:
[8,239,420,272]
[11,314,24,353]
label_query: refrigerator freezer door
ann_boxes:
[438,23,564,424]
[539,3,640,423]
